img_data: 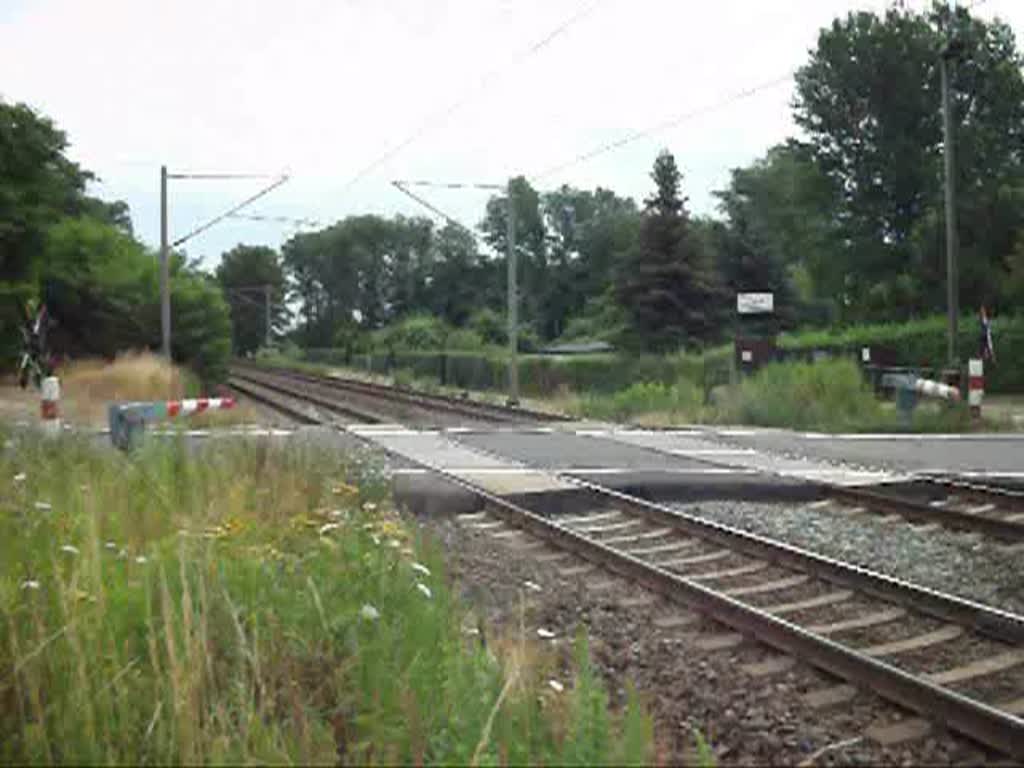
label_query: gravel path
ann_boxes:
[669,500,1024,616]
[413,509,989,766]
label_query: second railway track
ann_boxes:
[229,362,1024,759]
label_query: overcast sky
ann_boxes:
[2,0,1022,269]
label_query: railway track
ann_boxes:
[230,361,566,426]
[230,364,1024,759]
[821,481,1024,544]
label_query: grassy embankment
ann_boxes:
[0,427,659,765]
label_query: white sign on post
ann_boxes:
[736,292,774,314]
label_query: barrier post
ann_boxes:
[968,358,984,420]
[40,377,61,436]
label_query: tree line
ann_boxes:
[218,2,1022,357]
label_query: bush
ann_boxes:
[469,308,507,346]
[574,380,704,422]
[714,358,887,431]
[374,313,449,351]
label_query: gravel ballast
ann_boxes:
[413,509,990,766]
[668,499,1024,616]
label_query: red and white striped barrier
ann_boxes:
[914,377,960,402]
[40,376,61,436]
[165,397,235,418]
[968,358,984,419]
[108,396,236,450]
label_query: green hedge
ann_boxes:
[300,314,1023,397]
[777,314,1024,393]
[301,347,732,398]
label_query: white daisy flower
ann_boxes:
[411,562,431,577]
[33,501,52,511]
[60,544,79,556]
[20,579,40,591]
[536,628,556,639]
[416,582,432,599]
[360,603,380,621]
[548,679,564,693]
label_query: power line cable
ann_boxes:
[172,175,290,248]
[391,181,479,233]
[336,0,607,196]
[531,72,794,182]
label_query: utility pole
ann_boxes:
[506,179,519,406]
[157,170,288,360]
[264,284,272,348]
[941,5,962,367]
[160,166,170,359]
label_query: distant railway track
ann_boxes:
[229,370,1024,759]
[229,361,567,426]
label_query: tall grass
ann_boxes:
[572,381,703,424]
[712,358,978,432]
[54,352,255,427]
[0,429,654,764]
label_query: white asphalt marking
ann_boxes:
[348,427,441,437]
[715,429,758,436]
[616,429,704,437]
[941,471,1024,479]
[566,467,761,475]
[669,448,758,456]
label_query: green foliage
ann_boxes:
[38,217,231,386]
[779,314,1024,393]
[215,244,288,355]
[0,100,92,363]
[793,4,1024,320]
[169,267,232,385]
[374,313,450,351]
[616,151,717,352]
[0,434,651,765]
[298,347,724,399]
[573,380,704,422]
[713,359,887,431]
[557,631,653,766]
[469,308,508,347]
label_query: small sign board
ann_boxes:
[737,292,774,314]
[741,349,753,363]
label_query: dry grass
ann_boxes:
[48,352,256,428]
[56,353,187,425]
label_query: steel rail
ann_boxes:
[229,369,386,423]
[226,378,321,425]
[231,361,568,424]
[825,484,1024,542]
